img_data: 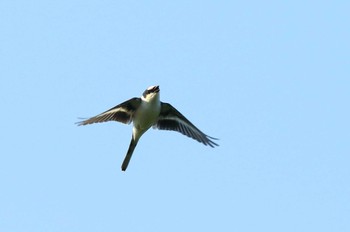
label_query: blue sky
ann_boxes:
[1,1,349,231]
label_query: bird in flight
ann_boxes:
[77,85,218,171]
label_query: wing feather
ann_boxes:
[76,98,141,126]
[154,103,218,147]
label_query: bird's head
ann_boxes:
[142,85,160,101]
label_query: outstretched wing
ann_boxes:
[76,97,141,126]
[153,103,218,147]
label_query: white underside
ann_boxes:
[132,93,161,140]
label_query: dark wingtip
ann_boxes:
[208,140,219,147]
[207,135,219,140]
[75,117,88,126]
[206,135,219,147]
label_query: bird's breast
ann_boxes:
[133,102,161,130]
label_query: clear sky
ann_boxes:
[1,1,349,231]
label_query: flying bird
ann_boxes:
[77,85,218,171]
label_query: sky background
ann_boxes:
[1,1,349,231]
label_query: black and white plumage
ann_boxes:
[77,85,218,171]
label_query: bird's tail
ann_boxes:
[121,137,138,171]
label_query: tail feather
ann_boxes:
[121,138,138,171]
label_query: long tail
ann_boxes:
[121,137,138,171]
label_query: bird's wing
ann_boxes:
[153,102,218,147]
[76,97,141,126]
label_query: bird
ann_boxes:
[77,85,218,171]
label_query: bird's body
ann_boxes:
[133,90,161,132]
[122,86,161,170]
[77,85,218,171]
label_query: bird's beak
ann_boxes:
[154,85,160,93]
